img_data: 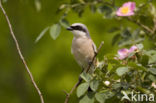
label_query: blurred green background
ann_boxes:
[0,0,155,103]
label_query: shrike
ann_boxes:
[67,23,97,73]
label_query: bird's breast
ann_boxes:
[71,37,95,68]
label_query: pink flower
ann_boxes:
[118,48,129,60]
[117,45,138,60]
[152,82,156,89]
[116,2,136,16]
[129,45,138,53]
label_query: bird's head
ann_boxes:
[67,23,90,38]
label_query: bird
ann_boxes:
[67,23,97,73]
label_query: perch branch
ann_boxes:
[64,41,104,103]
[86,41,104,73]
[0,1,44,103]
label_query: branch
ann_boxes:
[127,17,154,34]
[64,77,83,103]
[64,41,104,103]
[0,1,44,103]
[86,41,104,73]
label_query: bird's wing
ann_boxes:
[92,42,97,54]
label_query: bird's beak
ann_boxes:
[67,26,73,31]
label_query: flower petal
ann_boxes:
[130,2,136,11]
[116,1,136,17]
[129,45,138,53]
[118,48,129,60]
[123,2,136,11]
[123,2,132,7]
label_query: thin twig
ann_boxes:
[0,1,44,103]
[127,17,153,34]
[64,78,83,103]
[64,41,104,103]
[86,41,104,73]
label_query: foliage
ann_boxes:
[53,0,156,103]
[77,44,156,103]
[1,0,156,103]
[36,0,156,43]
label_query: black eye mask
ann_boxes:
[71,26,86,32]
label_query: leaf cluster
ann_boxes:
[76,44,156,103]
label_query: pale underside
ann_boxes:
[71,36,96,72]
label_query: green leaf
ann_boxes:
[112,34,121,45]
[132,28,140,38]
[35,27,49,43]
[80,72,92,82]
[144,50,156,56]
[140,55,149,66]
[90,79,99,92]
[77,82,89,98]
[107,63,113,71]
[35,0,42,12]
[149,54,156,64]
[112,83,121,90]
[79,92,95,103]
[49,24,61,40]
[121,28,131,38]
[59,19,70,28]
[72,4,85,17]
[144,50,156,64]
[128,62,146,71]
[108,58,120,64]
[116,67,129,76]
[148,68,156,75]
[95,92,106,103]
[97,5,113,18]
[148,75,156,82]
[95,91,115,103]
[105,91,115,99]
[108,27,120,33]
[149,3,156,17]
